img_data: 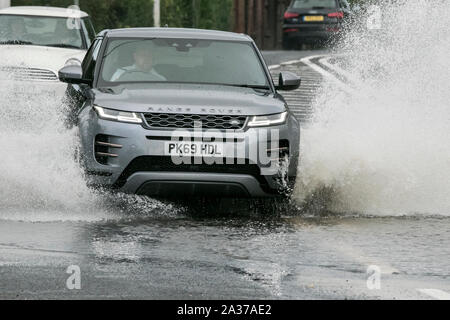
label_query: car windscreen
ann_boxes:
[0,14,83,49]
[292,0,337,9]
[99,38,269,88]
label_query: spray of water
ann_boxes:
[1,1,448,219]
[0,81,181,222]
[294,0,450,216]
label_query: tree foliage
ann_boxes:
[160,0,233,30]
[12,0,233,32]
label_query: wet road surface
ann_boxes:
[1,213,449,299]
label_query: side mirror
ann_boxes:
[276,71,301,91]
[58,65,91,85]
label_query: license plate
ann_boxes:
[165,142,224,157]
[303,15,324,22]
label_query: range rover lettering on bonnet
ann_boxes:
[147,107,243,114]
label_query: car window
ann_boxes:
[0,14,83,49]
[292,0,337,9]
[82,17,96,44]
[99,39,269,87]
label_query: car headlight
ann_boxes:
[64,58,81,67]
[247,112,288,128]
[94,106,143,124]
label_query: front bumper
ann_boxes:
[123,172,270,198]
[79,108,300,198]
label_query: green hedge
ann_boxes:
[12,0,233,32]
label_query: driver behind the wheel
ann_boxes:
[111,44,166,82]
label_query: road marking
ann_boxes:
[418,289,450,300]
[281,59,306,66]
[318,56,357,83]
[301,55,356,94]
[268,64,280,70]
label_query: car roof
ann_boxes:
[0,6,89,18]
[105,28,253,42]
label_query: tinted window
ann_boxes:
[99,39,268,87]
[292,0,337,9]
[83,17,96,43]
[0,14,83,49]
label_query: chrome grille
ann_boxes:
[0,67,58,82]
[143,113,248,130]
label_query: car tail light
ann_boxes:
[284,12,300,19]
[328,11,344,19]
[284,28,298,33]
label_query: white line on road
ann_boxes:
[301,55,356,95]
[269,54,356,94]
[418,289,450,300]
[318,56,357,83]
[268,64,280,70]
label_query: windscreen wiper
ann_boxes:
[229,84,271,90]
[0,40,34,45]
[44,44,81,49]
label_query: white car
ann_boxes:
[0,6,95,95]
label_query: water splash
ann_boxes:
[294,0,450,216]
[0,81,181,222]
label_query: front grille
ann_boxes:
[0,67,58,82]
[143,113,248,130]
[113,156,264,189]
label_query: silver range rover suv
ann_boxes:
[59,28,301,198]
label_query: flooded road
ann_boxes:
[1,212,448,299]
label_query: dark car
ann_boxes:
[58,28,301,199]
[282,0,352,49]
